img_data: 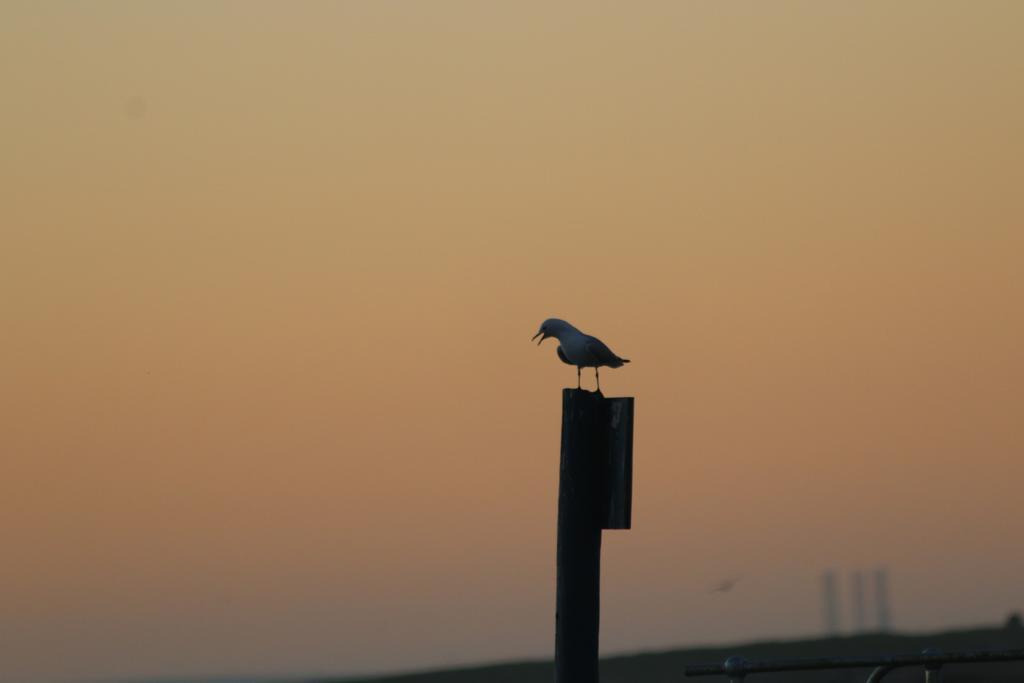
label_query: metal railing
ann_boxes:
[685,647,1024,682]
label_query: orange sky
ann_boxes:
[2,3,1023,682]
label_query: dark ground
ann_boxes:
[325,622,1024,683]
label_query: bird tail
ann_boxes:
[621,358,630,363]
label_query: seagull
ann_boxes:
[710,577,741,594]
[532,318,630,391]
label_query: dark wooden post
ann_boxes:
[556,389,634,683]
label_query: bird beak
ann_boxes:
[532,331,547,344]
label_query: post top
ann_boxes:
[562,388,634,400]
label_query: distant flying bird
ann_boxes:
[532,318,630,391]
[710,577,741,594]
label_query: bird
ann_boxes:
[532,318,630,392]
[710,577,741,594]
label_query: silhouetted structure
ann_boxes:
[822,570,841,636]
[851,570,866,633]
[555,389,634,683]
[874,568,892,632]
[341,623,1024,683]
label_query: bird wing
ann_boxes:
[556,345,574,366]
[584,336,624,368]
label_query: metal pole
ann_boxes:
[822,570,841,635]
[852,570,866,633]
[555,389,604,683]
[874,568,891,632]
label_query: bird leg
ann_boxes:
[576,366,581,390]
[595,367,600,392]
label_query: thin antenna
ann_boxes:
[821,569,841,636]
[874,567,891,631]
[851,570,866,633]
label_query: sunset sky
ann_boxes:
[2,2,1023,682]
